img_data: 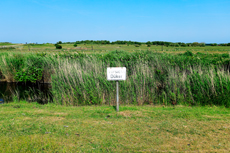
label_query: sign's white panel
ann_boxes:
[107,67,126,80]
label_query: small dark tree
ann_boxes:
[152,41,157,45]
[55,44,62,49]
[174,43,179,47]
[146,41,151,47]
[164,42,171,47]
[211,43,217,46]
[181,43,187,47]
[191,42,199,47]
[200,43,206,47]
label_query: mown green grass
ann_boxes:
[1,102,230,152]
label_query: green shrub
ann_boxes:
[184,51,193,56]
[200,43,206,47]
[174,43,179,47]
[181,43,187,47]
[55,44,62,49]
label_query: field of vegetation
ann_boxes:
[1,41,230,107]
[1,41,230,54]
[1,102,230,152]
[1,41,230,152]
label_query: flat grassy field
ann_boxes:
[1,43,230,54]
[0,43,16,46]
[1,102,230,152]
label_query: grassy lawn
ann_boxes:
[1,43,230,54]
[0,43,16,46]
[1,102,230,152]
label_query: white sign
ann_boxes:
[107,67,126,81]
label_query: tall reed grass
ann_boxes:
[1,51,230,106]
[51,51,230,107]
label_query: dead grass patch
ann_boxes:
[44,116,65,122]
[22,117,32,121]
[203,115,222,119]
[53,112,68,116]
[118,110,132,117]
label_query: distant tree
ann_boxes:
[220,43,227,46]
[191,42,199,47]
[181,43,187,47]
[55,43,62,49]
[158,41,164,46]
[152,41,157,45]
[146,41,151,47]
[164,42,171,47]
[211,43,217,46]
[174,43,179,47]
[73,43,77,47]
[200,43,206,47]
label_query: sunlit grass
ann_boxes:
[1,102,230,152]
[1,44,230,54]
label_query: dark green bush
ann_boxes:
[184,51,193,56]
[55,44,62,49]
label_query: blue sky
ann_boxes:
[0,0,229,43]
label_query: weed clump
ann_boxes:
[184,51,193,56]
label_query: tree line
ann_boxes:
[54,40,230,48]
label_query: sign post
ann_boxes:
[107,67,126,112]
[116,80,119,112]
